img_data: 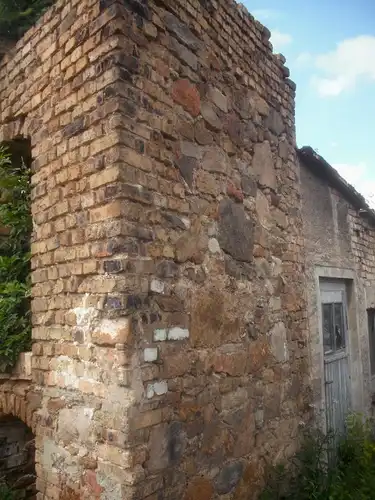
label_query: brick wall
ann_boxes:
[0,0,310,499]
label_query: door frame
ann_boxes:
[315,267,357,435]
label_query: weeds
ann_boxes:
[0,481,16,500]
[0,145,31,371]
[261,414,375,500]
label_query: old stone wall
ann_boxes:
[300,160,375,419]
[0,416,36,499]
[0,355,37,498]
[0,0,310,499]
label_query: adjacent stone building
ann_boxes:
[299,147,375,435]
[0,0,372,499]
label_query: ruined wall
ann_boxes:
[0,416,36,499]
[0,0,310,498]
[300,160,375,417]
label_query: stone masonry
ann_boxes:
[0,0,310,499]
[299,149,375,425]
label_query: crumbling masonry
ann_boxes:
[0,0,311,498]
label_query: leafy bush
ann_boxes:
[0,0,54,38]
[261,415,375,500]
[0,145,31,371]
[0,481,16,500]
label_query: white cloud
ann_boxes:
[312,35,375,97]
[270,30,293,51]
[332,162,375,208]
[295,52,312,66]
[252,8,279,21]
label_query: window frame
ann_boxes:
[320,286,348,357]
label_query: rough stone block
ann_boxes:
[252,141,276,190]
[164,12,202,51]
[171,79,201,117]
[92,318,132,346]
[201,102,223,131]
[207,86,228,113]
[218,199,254,262]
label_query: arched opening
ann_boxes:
[0,137,32,373]
[0,416,36,499]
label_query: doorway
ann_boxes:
[321,280,351,439]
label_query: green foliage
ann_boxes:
[261,415,375,500]
[330,415,375,500]
[0,145,31,372]
[0,481,16,500]
[0,0,54,38]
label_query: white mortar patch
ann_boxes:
[153,329,167,342]
[146,380,168,399]
[144,348,158,362]
[168,327,189,341]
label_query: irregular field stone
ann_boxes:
[241,175,257,197]
[180,140,202,159]
[269,321,289,362]
[265,108,285,136]
[208,86,228,112]
[249,91,269,116]
[226,114,245,147]
[218,199,254,262]
[172,79,201,117]
[190,288,242,347]
[252,141,276,190]
[195,120,213,145]
[227,182,244,203]
[214,462,244,494]
[201,101,222,131]
[201,147,227,174]
[147,420,187,471]
[279,139,289,159]
[156,260,179,278]
[175,156,198,187]
[164,12,202,51]
[233,89,251,119]
[170,37,198,71]
[175,219,208,264]
[185,477,213,500]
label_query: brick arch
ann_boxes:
[0,397,37,499]
[0,379,39,431]
[0,118,28,143]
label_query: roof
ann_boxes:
[297,146,375,225]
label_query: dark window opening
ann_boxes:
[368,309,375,376]
[323,302,346,353]
[0,416,36,499]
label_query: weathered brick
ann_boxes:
[0,0,311,499]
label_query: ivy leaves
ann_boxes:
[0,146,31,372]
[0,0,53,38]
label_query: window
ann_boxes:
[368,309,375,376]
[322,300,346,353]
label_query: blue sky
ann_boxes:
[243,0,375,205]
